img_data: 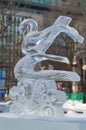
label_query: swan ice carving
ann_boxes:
[9,16,84,118]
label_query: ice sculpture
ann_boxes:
[9,16,84,118]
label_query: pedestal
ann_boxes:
[0,117,86,130]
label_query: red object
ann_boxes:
[56,82,63,90]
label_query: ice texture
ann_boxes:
[9,16,84,118]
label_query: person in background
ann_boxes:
[56,82,63,91]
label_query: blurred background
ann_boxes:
[0,0,86,101]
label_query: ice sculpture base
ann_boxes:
[0,115,86,130]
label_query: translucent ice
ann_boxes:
[9,16,84,118]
